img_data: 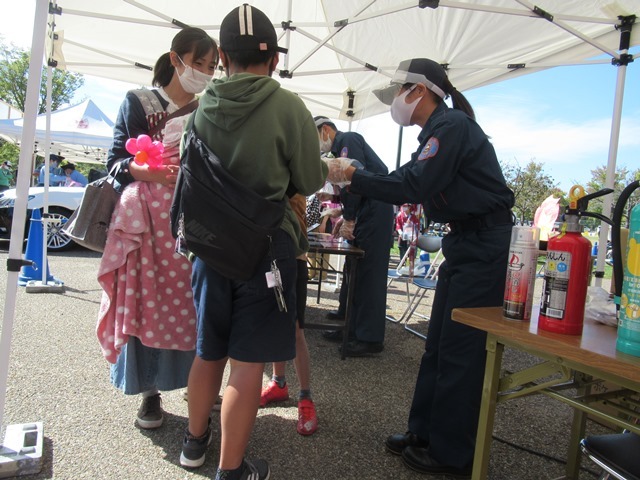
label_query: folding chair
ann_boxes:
[580,432,640,480]
[398,249,442,338]
[386,244,416,322]
[396,235,443,339]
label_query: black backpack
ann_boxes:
[170,122,286,280]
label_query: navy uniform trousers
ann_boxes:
[407,223,512,468]
[338,198,394,344]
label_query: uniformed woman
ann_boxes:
[324,58,514,477]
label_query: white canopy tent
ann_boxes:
[47,0,639,121]
[0,98,115,165]
[1,0,639,450]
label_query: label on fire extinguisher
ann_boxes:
[540,250,572,319]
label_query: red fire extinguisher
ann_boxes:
[539,186,613,335]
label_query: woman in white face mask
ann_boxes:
[323,57,515,478]
[97,27,219,433]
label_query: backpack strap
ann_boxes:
[132,88,164,117]
[149,100,198,138]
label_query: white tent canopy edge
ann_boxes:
[50,1,639,120]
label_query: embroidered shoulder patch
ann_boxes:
[340,146,349,158]
[417,138,439,160]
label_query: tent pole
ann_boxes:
[0,0,48,436]
[395,125,403,170]
[281,0,293,73]
[38,66,54,285]
[594,64,626,287]
[593,17,634,287]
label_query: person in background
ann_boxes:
[306,182,339,280]
[324,58,514,478]
[0,161,13,192]
[180,6,327,480]
[60,160,88,187]
[37,154,66,186]
[395,203,420,260]
[96,27,218,431]
[314,115,394,357]
[260,193,319,437]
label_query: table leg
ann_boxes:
[316,255,324,304]
[565,375,588,479]
[472,335,504,480]
[340,256,358,360]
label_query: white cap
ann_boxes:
[510,226,540,246]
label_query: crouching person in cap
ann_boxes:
[324,58,514,478]
[179,4,327,479]
[60,160,88,187]
[37,154,66,186]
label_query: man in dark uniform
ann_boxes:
[324,59,514,477]
[314,116,394,357]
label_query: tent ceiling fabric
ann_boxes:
[50,0,639,120]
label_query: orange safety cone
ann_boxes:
[18,208,56,286]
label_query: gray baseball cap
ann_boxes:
[374,58,448,105]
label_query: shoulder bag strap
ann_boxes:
[148,100,199,138]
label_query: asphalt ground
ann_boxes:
[0,241,613,479]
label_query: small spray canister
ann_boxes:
[503,226,540,320]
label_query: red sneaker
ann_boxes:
[297,398,318,436]
[259,380,289,407]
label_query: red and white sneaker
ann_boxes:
[259,380,289,407]
[297,398,318,436]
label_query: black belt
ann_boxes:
[447,209,514,234]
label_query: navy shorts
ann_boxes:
[191,229,298,363]
[296,259,307,328]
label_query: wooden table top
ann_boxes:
[452,306,640,386]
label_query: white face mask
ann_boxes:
[177,56,212,94]
[390,85,420,127]
[319,130,333,153]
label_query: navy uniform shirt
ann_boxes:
[331,131,388,222]
[351,103,513,223]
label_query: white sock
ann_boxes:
[141,388,159,398]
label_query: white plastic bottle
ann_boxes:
[503,226,540,321]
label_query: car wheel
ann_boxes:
[44,207,75,251]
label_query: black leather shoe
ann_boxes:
[401,446,472,479]
[340,340,384,357]
[322,330,344,342]
[325,310,344,320]
[385,432,428,456]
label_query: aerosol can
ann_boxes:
[539,186,613,335]
[503,226,540,321]
[611,180,640,357]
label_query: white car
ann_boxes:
[0,186,86,251]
